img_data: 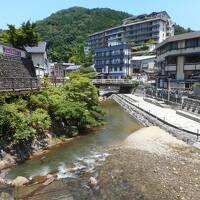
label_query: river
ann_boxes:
[6,100,142,182]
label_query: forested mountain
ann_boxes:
[35,7,192,62]
[174,24,193,35]
[36,7,131,62]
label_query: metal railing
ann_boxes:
[92,79,137,85]
[0,77,40,92]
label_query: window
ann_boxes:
[169,42,178,50]
[119,67,123,71]
[166,56,177,65]
[185,38,199,48]
[185,55,200,64]
[114,67,117,71]
[106,51,110,56]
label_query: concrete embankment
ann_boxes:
[112,94,199,146]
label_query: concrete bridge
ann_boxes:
[92,79,138,86]
[93,79,138,94]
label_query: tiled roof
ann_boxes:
[24,42,47,53]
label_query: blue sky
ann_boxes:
[0,0,199,30]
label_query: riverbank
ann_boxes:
[96,127,200,200]
[0,100,142,195]
[13,126,200,200]
[0,133,74,172]
[112,94,200,145]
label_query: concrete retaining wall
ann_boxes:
[112,94,199,145]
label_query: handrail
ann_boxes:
[0,77,40,92]
[92,79,137,85]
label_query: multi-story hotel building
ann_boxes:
[88,11,174,79]
[156,32,200,89]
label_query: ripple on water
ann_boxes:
[56,151,110,179]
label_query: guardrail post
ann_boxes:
[30,78,33,90]
[11,78,15,91]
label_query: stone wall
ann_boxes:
[0,54,36,78]
[0,54,38,91]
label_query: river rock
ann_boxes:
[0,192,13,200]
[89,177,98,187]
[47,174,55,179]
[12,176,29,187]
[0,177,7,185]
[43,177,55,186]
[0,161,6,170]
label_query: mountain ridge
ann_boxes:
[35,7,191,62]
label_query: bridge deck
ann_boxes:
[93,79,137,86]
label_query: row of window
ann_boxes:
[96,49,124,57]
[158,38,200,55]
[96,67,124,73]
[186,38,200,48]
[128,33,157,40]
[166,55,200,65]
[127,25,159,34]
[96,58,124,65]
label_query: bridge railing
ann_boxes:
[92,79,137,85]
[0,77,40,92]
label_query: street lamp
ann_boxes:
[168,77,171,101]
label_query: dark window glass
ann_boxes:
[166,56,177,65]
[169,42,178,50]
[185,55,200,63]
[186,39,199,48]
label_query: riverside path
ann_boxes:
[121,94,200,135]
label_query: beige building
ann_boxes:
[156,32,200,89]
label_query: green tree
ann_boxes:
[1,21,40,49]
[31,109,51,132]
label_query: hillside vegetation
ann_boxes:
[1,7,192,63]
[36,7,130,62]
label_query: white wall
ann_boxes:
[31,52,49,77]
[158,21,166,43]
[31,53,45,68]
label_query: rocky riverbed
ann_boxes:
[11,126,200,200]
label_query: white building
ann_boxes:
[156,32,200,89]
[25,42,49,78]
[130,55,156,82]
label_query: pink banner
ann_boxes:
[3,47,21,57]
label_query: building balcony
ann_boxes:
[184,63,200,70]
[157,47,200,62]
[165,65,176,71]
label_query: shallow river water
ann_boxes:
[6,100,142,181]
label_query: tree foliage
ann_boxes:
[0,21,40,49]
[174,24,193,35]
[0,70,103,146]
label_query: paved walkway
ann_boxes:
[123,94,200,135]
